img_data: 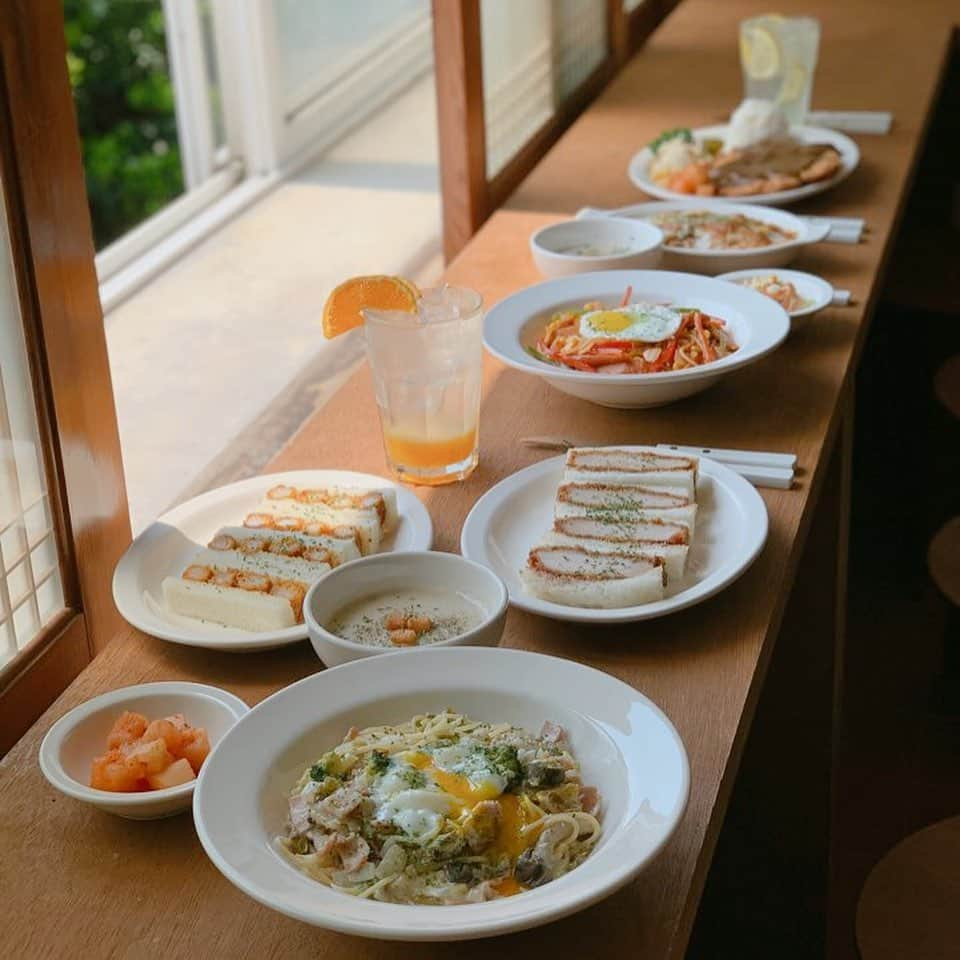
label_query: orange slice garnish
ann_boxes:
[321,275,420,338]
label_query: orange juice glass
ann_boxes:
[363,286,483,485]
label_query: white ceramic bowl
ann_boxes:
[530,216,663,278]
[39,682,249,820]
[193,647,689,940]
[304,550,508,667]
[577,200,829,275]
[717,267,834,321]
[483,269,790,408]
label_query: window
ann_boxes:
[0,188,65,670]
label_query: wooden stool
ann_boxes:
[856,816,960,960]
[934,355,960,420]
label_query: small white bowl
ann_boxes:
[530,216,663,278]
[304,551,509,667]
[39,682,249,820]
[716,268,834,321]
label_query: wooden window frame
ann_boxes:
[432,0,683,261]
[0,0,131,753]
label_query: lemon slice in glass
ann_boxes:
[779,63,808,103]
[740,25,781,80]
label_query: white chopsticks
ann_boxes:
[806,110,893,135]
[802,215,865,245]
[654,443,796,489]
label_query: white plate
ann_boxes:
[113,470,434,652]
[193,647,689,940]
[483,270,790,408]
[460,453,768,623]
[628,124,860,207]
[577,200,829,275]
[717,267,834,321]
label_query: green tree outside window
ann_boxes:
[64,0,185,250]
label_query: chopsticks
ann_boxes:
[802,216,865,245]
[654,443,795,489]
[519,437,796,489]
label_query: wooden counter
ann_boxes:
[2,1,957,958]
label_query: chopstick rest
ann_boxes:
[832,290,852,306]
[806,110,893,135]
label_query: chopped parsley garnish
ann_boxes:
[368,750,392,775]
[482,744,523,792]
[401,768,427,789]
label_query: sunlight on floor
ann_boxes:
[106,75,442,533]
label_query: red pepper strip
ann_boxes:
[588,339,636,351]
[693,311,716,363]
[564,359,596,372]
[649,338,678,372]
[620,285,633,307]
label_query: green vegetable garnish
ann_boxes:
[482,744,523,792]
[649,127,693,154]
[368,750,391,776]
[309,763,327,782]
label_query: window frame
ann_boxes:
[0,0,131,753]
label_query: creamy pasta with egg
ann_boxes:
[278,711,601,904]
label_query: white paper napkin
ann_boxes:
[806,110,893,134]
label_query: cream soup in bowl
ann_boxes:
[304,551,508,667]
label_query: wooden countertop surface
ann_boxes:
[2,1,957,958]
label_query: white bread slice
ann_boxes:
[190,548,330,585]
[162,577,297,632]
[555,498,697,535]
[540,517,689,582]
[563,447,697,498]
[555,481,698,535]
[520,545,665,608]
[210,525,361,567]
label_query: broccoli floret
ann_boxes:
[649,127,693,154]
[483,744,523,792]
[309,763,327,782]
[368,750,391,776]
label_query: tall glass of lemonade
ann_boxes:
[363,286,483,486]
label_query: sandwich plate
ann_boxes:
[628,124,860,207]
[113,470,433,651]
[460,454,767,623]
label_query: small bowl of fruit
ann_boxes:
[39,681,249,819]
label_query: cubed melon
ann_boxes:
[122,737,174,775]
[178,727,211,774]
[142,717,186,755]
[106,711,148,750]
[146,757,195,790]
[90,750,142,792]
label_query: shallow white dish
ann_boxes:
[113,470,434,652]
[530,216,663,278]
[193,646,689,940]
[628,123,860,207]
[578,199,828,275]
[460,453,768,624]
[717,267,834,321]
[39,682,249,820]
[483,269,789,408]
[304,550,508,667]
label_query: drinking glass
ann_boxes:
[362,286,483,486]
[739,14,820,125]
